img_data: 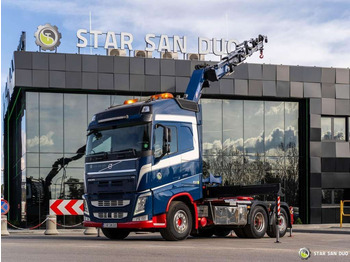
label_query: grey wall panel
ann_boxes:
[322,173,350,188]
[160,60,175,76]
[32,70,48,87]
[130,58,144,74]
[336,68,349,84]
[15,69,32,87]
[310,142,321,157]
[303,67,322,83]
[310,114,321,128]
[82,72,98,90]
[321,142,336,157]
[161,76,175,93]
[49,53,65,71]
[310,157,321,173]
[66,72,82,89]
[233,63,248,79]
[220,79,234,95]
[276,81,290,97]
[32,53,48,70]
[203,81,219,94]
[130,75,145,91]
[114,74,129,91]
[290,82,303,98]
[310,188,322,208]
[335,142,350,158]
[175,77,190,93]
[335,84,350,99]
[98,56,114,73]
[82,55,98,72]
[310,128,321,141]
[321,98,335,115]
[262,64,276,80]
[14,51,32,69]
[310,98,321,114]
[304,83,321,98]
[145,75,161,92]
[321,83,335,98]
[310,208,322,224]
[290,66,303,82]
[50,71,65,88]
[234,79,248,95]
[114,57,129,74]
[248,64,262,80]
[248,80,263,96]
[321,68,335,83]
[322,158,335,172]
[98,73,113,90]
[66,54,81,72]
[262,81,276,96]
[276,65,289,81]
[310,173,322,188]
[175,60,191,77]
[335,99,350,115]
[145,59,160,75]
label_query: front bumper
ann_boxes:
[84,213,166,229]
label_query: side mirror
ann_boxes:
[155,124,172,158]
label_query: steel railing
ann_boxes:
[340,200,350,228]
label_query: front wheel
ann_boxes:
[101,228,130,240]
[160,201,193,241]
[243,206,268,238]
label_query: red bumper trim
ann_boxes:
[83,214,167,229]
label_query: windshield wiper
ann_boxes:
[113,148,137,156]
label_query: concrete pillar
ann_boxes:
[84,227,98,235]
[1,215,10,236]
[44,215,59,235]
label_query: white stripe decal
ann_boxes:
[86,158,138,165]
[137,114,199,189]
[150,174,200,191]
[87,169,136,175]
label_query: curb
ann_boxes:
[293,229,350,235]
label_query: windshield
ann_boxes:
[86,124,151,158]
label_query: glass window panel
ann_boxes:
[265,102,284,156]
[87,94,111,123]
[26,153,39,168]
[223,100,243,155]
[64,94,87,153]
[26,92,39,152]
[202,99,222,155]
[223,156,244,185]
[285,102,298,154]
[39,153,65,168]
[334,189,344,204]
[40,93,63,153]
[63,168,84,199]
[244,101,264,155]
[202,155,223,178]
[334,118,345,141]
[321,117,332,140]
[63,153,85,168]
[40,167,65,199]
[322,189,332,204]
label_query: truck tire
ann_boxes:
[214,228,232,237]
[267,208,288,238]
[233,228,247,238]
[101,228,130,240]
[160,201,193,241]
[243,206,268,238]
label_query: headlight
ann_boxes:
[134,193,151,215]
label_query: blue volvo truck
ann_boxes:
[83,35,293,241]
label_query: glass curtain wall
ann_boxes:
[202,99,299,206]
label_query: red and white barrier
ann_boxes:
[50,199,83,216]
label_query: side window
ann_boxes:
[180,125,194,152]
[153,124,178,158]
[168,126,178,154]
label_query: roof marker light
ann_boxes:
[150,93,174,100]
[124,98,139,105]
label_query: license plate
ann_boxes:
[103,223,117,228]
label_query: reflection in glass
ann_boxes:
[88,94,111,123]
[321,117,332,140]
[202,99,222,155]
[334,118,345,141]
[244,101,264,155]
[322,189,332,204]
[223,100,243,155]
[285,102,298,152]
[265,102,284,156]
[26,93,39,152]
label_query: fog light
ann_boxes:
[132,215,148,222]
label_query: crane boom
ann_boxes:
[185,34,268,103]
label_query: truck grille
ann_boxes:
[93,212,128,219]
[91,200,130,207]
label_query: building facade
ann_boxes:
[2,51,350,226]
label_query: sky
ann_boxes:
[2,0,350,91]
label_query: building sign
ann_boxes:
[76,29,238,56]
[35,24,62,51]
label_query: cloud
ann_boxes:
[3,0,350,67]
[27,131,55,148]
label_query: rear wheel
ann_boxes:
[160,201,192,241]
[243,206,268,238]
[101,228,130,240]
[267,208,288,238]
